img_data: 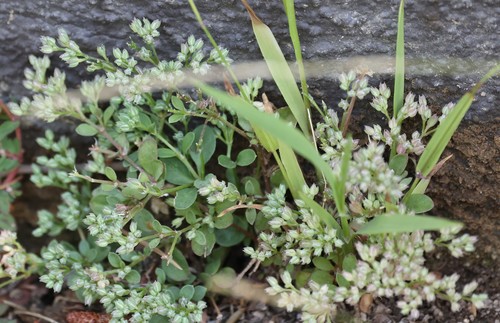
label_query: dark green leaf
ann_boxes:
[181,132,195,154]
[0,121,19,141]
[174,187,198,210]
[179,285,195,300]
[164,158,195,185]
[163,248,190,282]
[125,270,141,284]
[214,216,246,247]
[192,285,207,302]
[312,257,335,271]
[189,125,217,171]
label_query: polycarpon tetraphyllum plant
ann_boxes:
[2,0,498,322]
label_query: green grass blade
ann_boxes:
[241,0,309,135]
[199,83,346,223]
[393,0,405,118]
[415,64,500,179]
[282,0,309,109]
[357,214,461,235]
[279,141,307,198]
[334,137,352,217]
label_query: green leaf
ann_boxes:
[164,158,195,185]
[245,208,257,225]
[162,248,190,282]
[174,187,198,210]
[149,238,161,249]
[125,270,141,284]
[192,285,207,302]
[0,120,19,141]
[192,226,216,257]
[214,216,246,247]
[179,285,195,300]
[158,148,176,158]
[342,254,357,272]
[75,123,98,136]
[181,132,195,154]
[389,154,408,175]
[171,96,185,110]
[357,214,462,235]
[242,1,309,135]
[104,166,117,181]
[155,268,166,283]
[393,0,405,117]
[406,194,434,213]
[236,149,256,166]
[194,230,206,246]
[312,257,335,271]
[336,273,350,288]
[214,212,234,229]
[217,155,236,169]
[108,252,124,268]
[103,105,116,124]
[310,269,334,285]
[189,125,217,171]
[168,114,184,123]
[138,137,164,179]
[198,84,343,228]
[242,176,262,195]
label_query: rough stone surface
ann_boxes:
[0,1,499,246]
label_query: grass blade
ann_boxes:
[279,141,307,198]
[393,0,405,118]
[357,214,461,235]
[198,83,347,225]
[282,0,309,109]
[241,0,309,135]
[413,64,499,183]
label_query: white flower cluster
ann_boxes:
[265,230,486,321]
[196,174,241,204]
[244,185,344,265]
[347,142,407,199]
[84,208,142,254]
[266,272,337,323]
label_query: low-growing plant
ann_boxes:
[3,0,497,322]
